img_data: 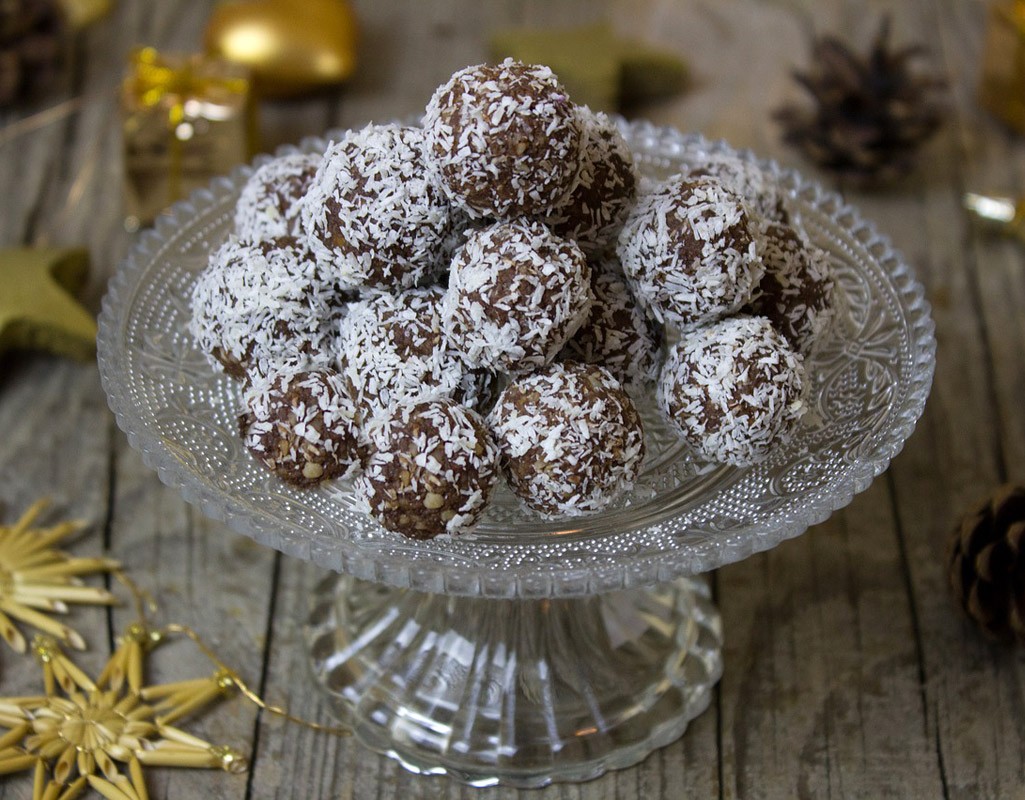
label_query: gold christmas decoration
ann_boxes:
[774,16,945,185]
[203,0,358,98]
[121,47,255,229]
[947,484,1025,643]
[490,23,687,113]
[979,0,1025,133]
[0,248,96,360]
[963,192,1025,242]
[0,630,246,799]
[0,499,117,652]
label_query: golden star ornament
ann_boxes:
[0,248,97,361]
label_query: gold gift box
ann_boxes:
[121,48,255,229]
[980,0,1025,133]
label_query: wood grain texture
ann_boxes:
[1,0,1023,798]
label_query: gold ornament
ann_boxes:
[121,48,255,229]
[203,0,358,98]
[0,631,246,799]
[979,0,1025,133]
[0,499,118,653]
[0,249,97,361]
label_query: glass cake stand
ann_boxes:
[96,121,935,789]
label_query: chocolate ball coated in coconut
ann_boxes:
[302,124,450,292]
[488,362,646,516]
[357,398,500,538]
[619,175,762,323]
[747,222,836,355]
[656,316,806,467]
[617,176,761,328]
[684,152,789,224]
[234,153,321,241]
[544,107,637,256]
[337,287,492,425]
[441,220,592,375]
[561,258,664,392]
[190,236,350,381]
[423,59,581,218]
[240,370,363,487]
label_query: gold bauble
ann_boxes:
[203,0,357,98]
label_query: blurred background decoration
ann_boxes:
[203,0,358,98]
[774,16,946,187]
[0,0,110,107]
[0,247,95,360]
[490,23,687,113]
[979,0,1025,134]
[120,47,255,229]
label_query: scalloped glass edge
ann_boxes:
[97,120,936,599]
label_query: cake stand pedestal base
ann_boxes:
[305,574,723,789]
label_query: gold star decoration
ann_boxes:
[0,247,97,361]
[0,628,246,799]
[0,499,119,653]
[490,23,688,112]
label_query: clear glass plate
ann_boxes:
[96,120,936,600]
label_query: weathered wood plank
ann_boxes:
[882,1,1025,799]
[0,2,159,798]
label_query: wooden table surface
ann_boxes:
[1,0,1022,797]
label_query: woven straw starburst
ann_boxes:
[0,628,246,799]
[0,499,119,653]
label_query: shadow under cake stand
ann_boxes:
[97,123,936,789]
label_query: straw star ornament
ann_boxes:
[0,499,119,653]
[0,629,246,799]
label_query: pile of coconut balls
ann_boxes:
[189,59,837,540]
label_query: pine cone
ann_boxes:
[947,484,1025,643]
[774,16,945,185]
[0,0,66,108]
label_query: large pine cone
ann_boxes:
[774,16,945,185]
[0,0,66,107]
[947,484,1025,643]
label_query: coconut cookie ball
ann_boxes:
[240,370,363,487]
[337,287,486,425]
[747,222,836,355]
[423,59,581,219]
[544,108,637,256]
[488,362,646,516]
[617,176,761,329]
[302,124,451,292]
[656,316,806,467]
[561,259,664,392]
[685,152,788,224]
[234,153,322,241]
[357,398,500,539]
[442,220,592,375]
[190,237,349,381]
